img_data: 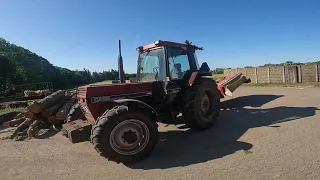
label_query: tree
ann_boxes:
[0,55,14,94]
[0,37,139,96]
[212,68,224,74]
[92,71,103,83]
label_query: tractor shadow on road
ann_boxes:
[127,94,318,169]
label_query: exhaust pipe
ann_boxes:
[118,40,125,83]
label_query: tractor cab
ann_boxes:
[136,40,210,84]
[134,40,213,109]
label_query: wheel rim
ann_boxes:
[109,119,150,156]
[200,89,216,120]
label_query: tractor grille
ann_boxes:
[77,87,86,97]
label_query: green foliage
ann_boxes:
[212,68,224,74]
[0,38,136,96]
[212,74,224,80]
[262,61,312,67]
[0,107,26,115]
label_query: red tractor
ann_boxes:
[76,40,249,163]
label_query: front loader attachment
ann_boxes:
[216,73,251,97]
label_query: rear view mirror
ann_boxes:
[199,62,210,72]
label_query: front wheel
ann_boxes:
[91,105,158,163]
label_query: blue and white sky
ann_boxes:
[1,0,319,73]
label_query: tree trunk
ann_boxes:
[40,95,71,118]
[9,118,32,139]
[2,117,26,128]
[24,111,38,119]
[27,119,41,138]
[39,108,51,119]
[0,111,20,124]
[14,112,24,119]
[56,95,77,121]
[28,90,65,114]
[48,116,57,124]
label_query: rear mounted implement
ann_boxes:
[216,73,251,97]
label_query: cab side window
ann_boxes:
[167,48,191,80]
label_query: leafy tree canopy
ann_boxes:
[0,38,136,94]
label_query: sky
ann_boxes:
[1,0,319,73]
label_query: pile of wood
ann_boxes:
[24,89,51,97]
[1,90,84,141]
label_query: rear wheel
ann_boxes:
[91,105,158,163]
[182,79,220,130]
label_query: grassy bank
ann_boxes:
[212,74,225,80]
[90,80,113,85]
[0,107,26,115]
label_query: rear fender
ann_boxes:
[112,99,158,122]
[184,71,214,86]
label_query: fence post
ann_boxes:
[316,64,319,82]
[255,67,258,83]
[244,68,247,76]
[298,65,302,83]
[283,66,286,83]
[267,67,270,83]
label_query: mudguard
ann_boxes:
[113,99,158,121]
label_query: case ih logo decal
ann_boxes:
[91,96,111,103]
[91,91,152,103]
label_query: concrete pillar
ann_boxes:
[283,66,286,83]
[316,64,319,82]
[255,67,258,83]
[267,67,270,83]
[298,65,302,83]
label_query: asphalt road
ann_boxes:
[1,86,320,180]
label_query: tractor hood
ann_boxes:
[77,82,153,103]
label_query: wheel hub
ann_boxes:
[199,90,216,120]
[109,119,150,156]
[122,130,138,144]
[201,94,211,114]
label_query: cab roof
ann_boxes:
[136,40,203,52]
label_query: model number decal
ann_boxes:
[90,91,152,103]
[91,96,111,103]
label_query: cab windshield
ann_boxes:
[138,48,166,82]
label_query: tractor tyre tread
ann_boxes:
[91,105,158,163]
[182,79,220,130]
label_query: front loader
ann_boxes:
[74,40,250,163]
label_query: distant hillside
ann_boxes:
[0,38,134,94]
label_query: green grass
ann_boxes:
[0,107,26,116]
[0,95,26,103]
[0,101,32,115]
[90,80,113,85]
[211,74,225,80]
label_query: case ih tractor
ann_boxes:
[76,40,249,163]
